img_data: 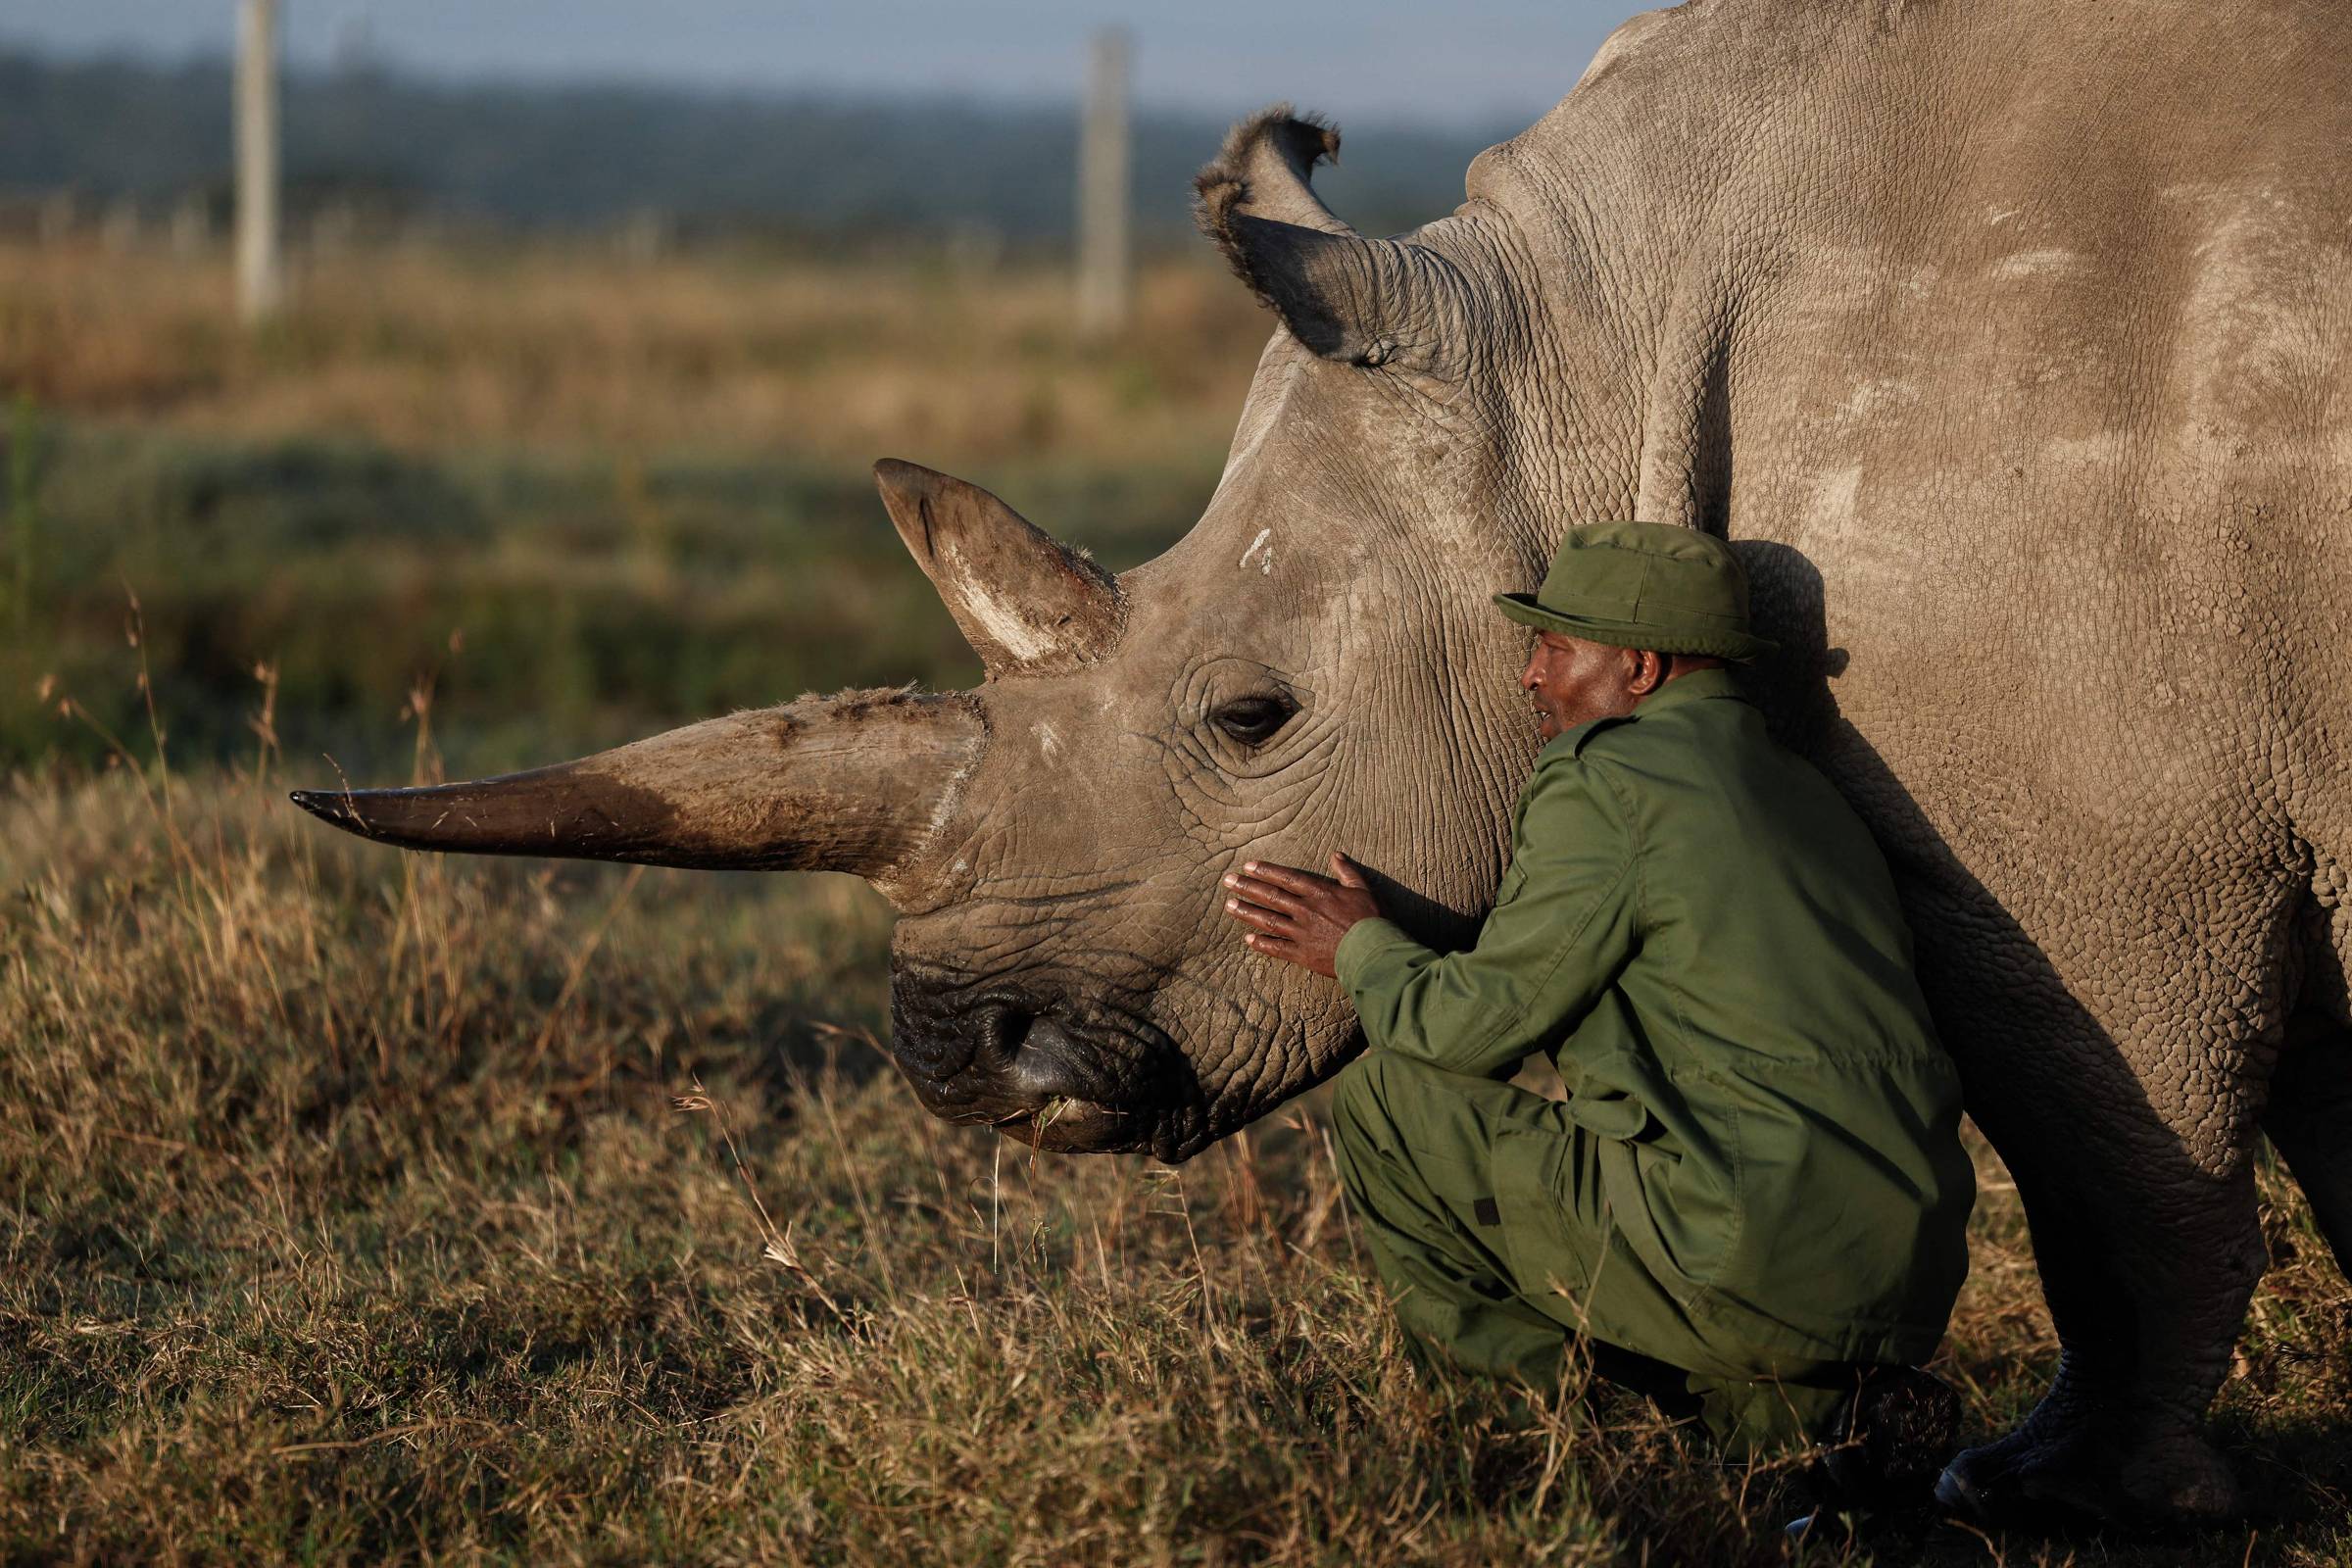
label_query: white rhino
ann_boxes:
[293,0,2352,1527]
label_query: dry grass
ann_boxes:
[1,748,2348,1565]
[0,236,1268,467]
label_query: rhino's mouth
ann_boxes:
[888,963,1202,1159]
[992,1097,1152,1152]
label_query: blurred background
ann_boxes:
[0,0,1641,778]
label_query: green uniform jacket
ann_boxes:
[1334,667,1974,1377]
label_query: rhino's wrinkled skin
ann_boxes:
[295,0,2352,1526]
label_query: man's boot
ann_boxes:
[1785,1364,1963,1544]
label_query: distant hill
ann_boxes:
[0,49,1525,245]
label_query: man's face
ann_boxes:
[1519,631,1648,742]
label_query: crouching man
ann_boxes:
[1221,521,1976,1518]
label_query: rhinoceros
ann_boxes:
[292,0,2351,1527]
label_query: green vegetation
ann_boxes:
[6,393,37,640]
[0,416,1216,773]
[0,234,1268,774]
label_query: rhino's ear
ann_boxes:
[872,460,1125,679]
[1193,105,1475,376]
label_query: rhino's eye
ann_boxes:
[1210,693,1298,747]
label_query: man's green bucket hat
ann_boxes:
[1494,520,1778,662]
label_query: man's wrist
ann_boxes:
[1334,915,1407,992]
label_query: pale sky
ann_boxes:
[0,1,1647,130]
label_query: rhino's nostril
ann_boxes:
[975,1002,1036,1064]
[1007,1016,1092,1102]
[889,980,1108,1113]
[975,1004,1090,1101]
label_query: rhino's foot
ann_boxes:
[1936,1407,2240,1531]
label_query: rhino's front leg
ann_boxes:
[1925,923,2268,1526]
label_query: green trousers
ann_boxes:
[1327,1051,1862,1456]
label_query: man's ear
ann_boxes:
[1625,647,1669,697]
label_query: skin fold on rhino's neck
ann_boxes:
[1458,3,1881,540]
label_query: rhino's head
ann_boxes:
[295,109,1589,1161]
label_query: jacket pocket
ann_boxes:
[1489,1121,1600,1307]
[1595,1097,1742,1309]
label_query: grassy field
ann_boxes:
[0,418,1227,772]
[3,235,2350,1563]
[5,763,2350,1566]
[0,236,1270,465]
[0,235,1262,771]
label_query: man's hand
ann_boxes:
[1221,854,1384,979]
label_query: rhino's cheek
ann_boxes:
[1146,956,1365,1146]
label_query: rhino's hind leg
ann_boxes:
[1936,1146,2260,1529]
[2262,1019,2352,1274]
[1922,933,2266,1529]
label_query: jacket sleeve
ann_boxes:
[1334,756,1641,1080]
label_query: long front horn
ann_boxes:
[873,460,1124,678]
[289,687,982,904]
[1193,105,1478,375]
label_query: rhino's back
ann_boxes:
[1630,0,2352,802]
[1805,0,2352,484]
[1504,0,2352,981]
[1768,0,2351,633]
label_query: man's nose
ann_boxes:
[1519,657,1542,691]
